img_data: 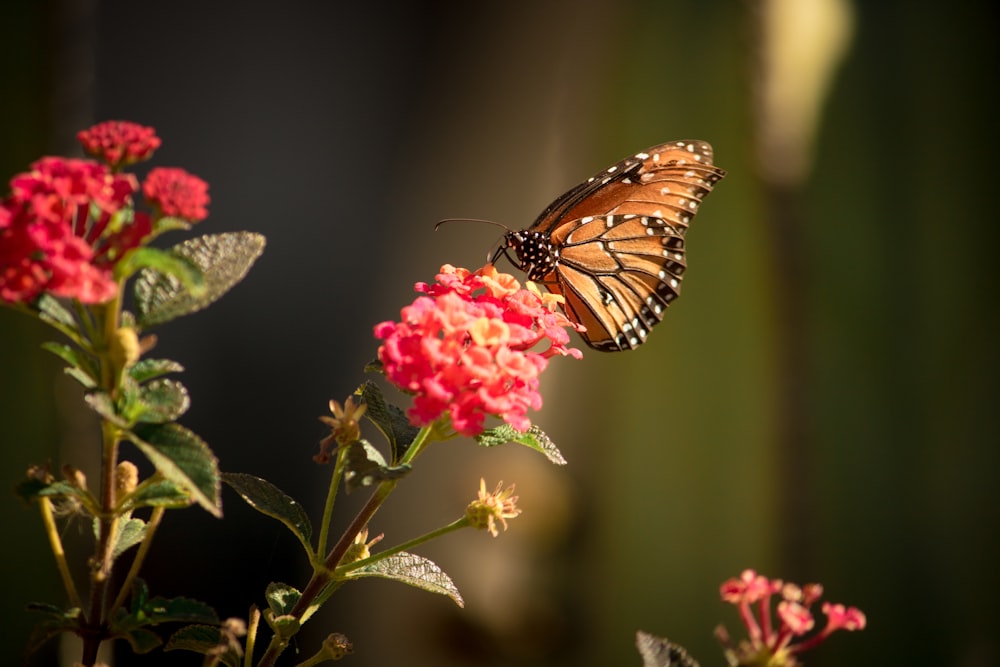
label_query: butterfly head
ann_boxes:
[498,229,556,281]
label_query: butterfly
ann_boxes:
[494,140,725,351]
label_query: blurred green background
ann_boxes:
[1,1,997,666]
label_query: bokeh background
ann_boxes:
[2,1,997,666]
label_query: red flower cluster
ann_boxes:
[374,264,582,436]
[77,120,161,167]
[718,569,866,665]
[0,121,210,304]
[143,167,210,222]
[1,156,138,303]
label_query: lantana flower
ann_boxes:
[374,264,582,437]
[77,120,161,168]
[717,569,866,666]
[0,121,210,305]
[143,167,210,222]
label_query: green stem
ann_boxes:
[110,506,165,612]
[335,516,469,576]
[315,444,350,559]
[39,497,83,609]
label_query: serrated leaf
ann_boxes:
[265,582,301,616]
[35,294,77,329]
[111,517,147,560]
[636,631,701,667]
[129,358,185,383]
[115,579,219,631]
[129,423,221,516]
[24,605,83,657]
[84,391,127,426]
[64,365,98,389]
[134,231,266,327]
[475,424,567,465]
[129,479,193,509]
[364,357,384,375]
[116,627,164,654]
[343,440,411,493]
[355,381,420,463]
[347,552,464,607]
[222,473,312,553]
[40,342,99,385]
[134,378,190,423]
[15,478,88,505]
[165,625,242,667]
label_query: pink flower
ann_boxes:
[143,167,210,222]
[717,569,866,666]
[374,264,582,437]
[77,120,161,167]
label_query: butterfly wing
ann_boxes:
[532,140,725,351]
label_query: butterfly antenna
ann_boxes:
[434,218,513,233]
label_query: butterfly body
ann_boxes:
[498,140,725,352]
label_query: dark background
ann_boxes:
[1,2,997,666]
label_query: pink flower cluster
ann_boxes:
[374,264,582,436]
[718,569,866,665]
[0,121,209,304]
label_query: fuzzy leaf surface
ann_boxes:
[343,440,411,493]
[346,552,464,607]
[222,473,312,551]
[356,380,419,463]
[165,625,242,667]
[134,231,265,327]
[476,423,567,465]
[129,423,221,516]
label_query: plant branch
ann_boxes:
[39,497,83,609]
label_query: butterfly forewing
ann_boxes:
[508,140,724,351]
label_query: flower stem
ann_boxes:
[39,497,82,609]
[335,517,469,576]
[244,606,261,667]
[315,444,350,559]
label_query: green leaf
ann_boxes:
[363,357,384,375]
[129,358,185,383]
[152,215,192,235]
[116,627,164,654]
[222,473,313,553]
[356,381,420,463]
[134,231,266,327]
[165,625,242,667]
[265,582,301,616]
[119,246,204,292]
[346,552,464,607]
[476,423,567,465]
[15,478,88,506]
[129,423,222,517]
[40,342,99,386]
[134,378,191,423]
[111,517,147,560]
[343,440,411,493]
[35,294,77,329]
[128,479,194,510]
[635,631,701,667]
[24,604,82,658]
[83,390,126,426]
[114,579,219,632]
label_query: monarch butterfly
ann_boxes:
[494,140,725,351]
